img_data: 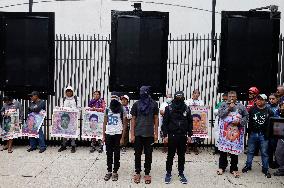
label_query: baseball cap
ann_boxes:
[174,91,184,98]
[28,91,39,96]
[257,94,267,100]
[121,95,129,101]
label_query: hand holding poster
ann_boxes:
[1,109,20,140]
[218,111,244,155]
[190,106,209,138]
[51,107,80,138]
[22,111,46,138]
[82,108,104,139]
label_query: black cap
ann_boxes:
[28,91,40,96]
[174,91,184,98]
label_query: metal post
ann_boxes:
[211,0,216,61]
[29,0,33,12]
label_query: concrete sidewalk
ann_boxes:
[0,146,283,188]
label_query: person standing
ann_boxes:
[159,93,173,153]
[185,89,204,155]
[88,90,106,153]
[27,91,47,153]
[276,86,284,104]
[213,93,228,154]
[242,94,274,178]
[267,93,280,168]
[162,91,192,184]
[274,101,284,176]
[217,91,248,178]
[130,86,159,184]
[58,86,80,153]
[102,93,127,181]
[120,95,131,152]
[0,96,23,153]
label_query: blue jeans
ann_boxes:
[29,128,46,150]
[245,132,269,171]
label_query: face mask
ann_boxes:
[140,93,148,100]
[166,97,173,104]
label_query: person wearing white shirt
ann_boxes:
[58,86,80,153]
[185,90,204,155]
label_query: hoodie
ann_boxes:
[60,86,80,108]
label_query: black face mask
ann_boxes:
[172,98,185,112]
[140,93,149,100]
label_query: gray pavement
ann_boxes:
[0,146,283,188]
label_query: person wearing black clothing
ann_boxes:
[130,86,159,184]
[27,91,47,153]
[242,94,274,178]
[162,91,192,184]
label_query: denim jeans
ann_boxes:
[245,132,269,171]
[29,127,46,150]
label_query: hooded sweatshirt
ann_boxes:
[60,86,80,108]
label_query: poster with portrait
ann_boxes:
[218,111,245,155]
[82,108,104,139]
[190,106,209,138]
[22,111,46,138]
[1,109,20,140]
[51,107,80,138]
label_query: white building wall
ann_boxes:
[0,0,283,35]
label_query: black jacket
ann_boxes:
[248,105,274,139]
[162,104,193,137]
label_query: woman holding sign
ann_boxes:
[0,96,23,153]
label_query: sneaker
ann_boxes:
[71,146,76,153]
[39,148,46,153]
[242,166,252,173]
[273,170,284,176]
[27,148,37,152]
[58,146,67,152]
[178,173,188,184]
[264,171,271,178]
[164,173,172,184]
[90,147,96,153]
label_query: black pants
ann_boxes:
[106,134,122,173]
[134,136,154,175]
[219,151,238,172]
[166,135,187,174]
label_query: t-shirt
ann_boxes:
[131,100,159,137]
[249,107,273,134]
[105,108,126,135]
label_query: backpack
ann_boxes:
[63,96,78,106]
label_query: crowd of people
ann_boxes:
[1,85,284,184]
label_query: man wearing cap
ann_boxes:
[120,95,131,152]
[58,86,80,153]
[162,91,192,184]
[242,94,274,178]
[130,86,159,184]
[27,91,47,153]
[247,87,260,112]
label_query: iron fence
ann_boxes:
[5,33,284,145]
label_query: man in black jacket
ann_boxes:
[162,91,193,184]
[242,94,274,178]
